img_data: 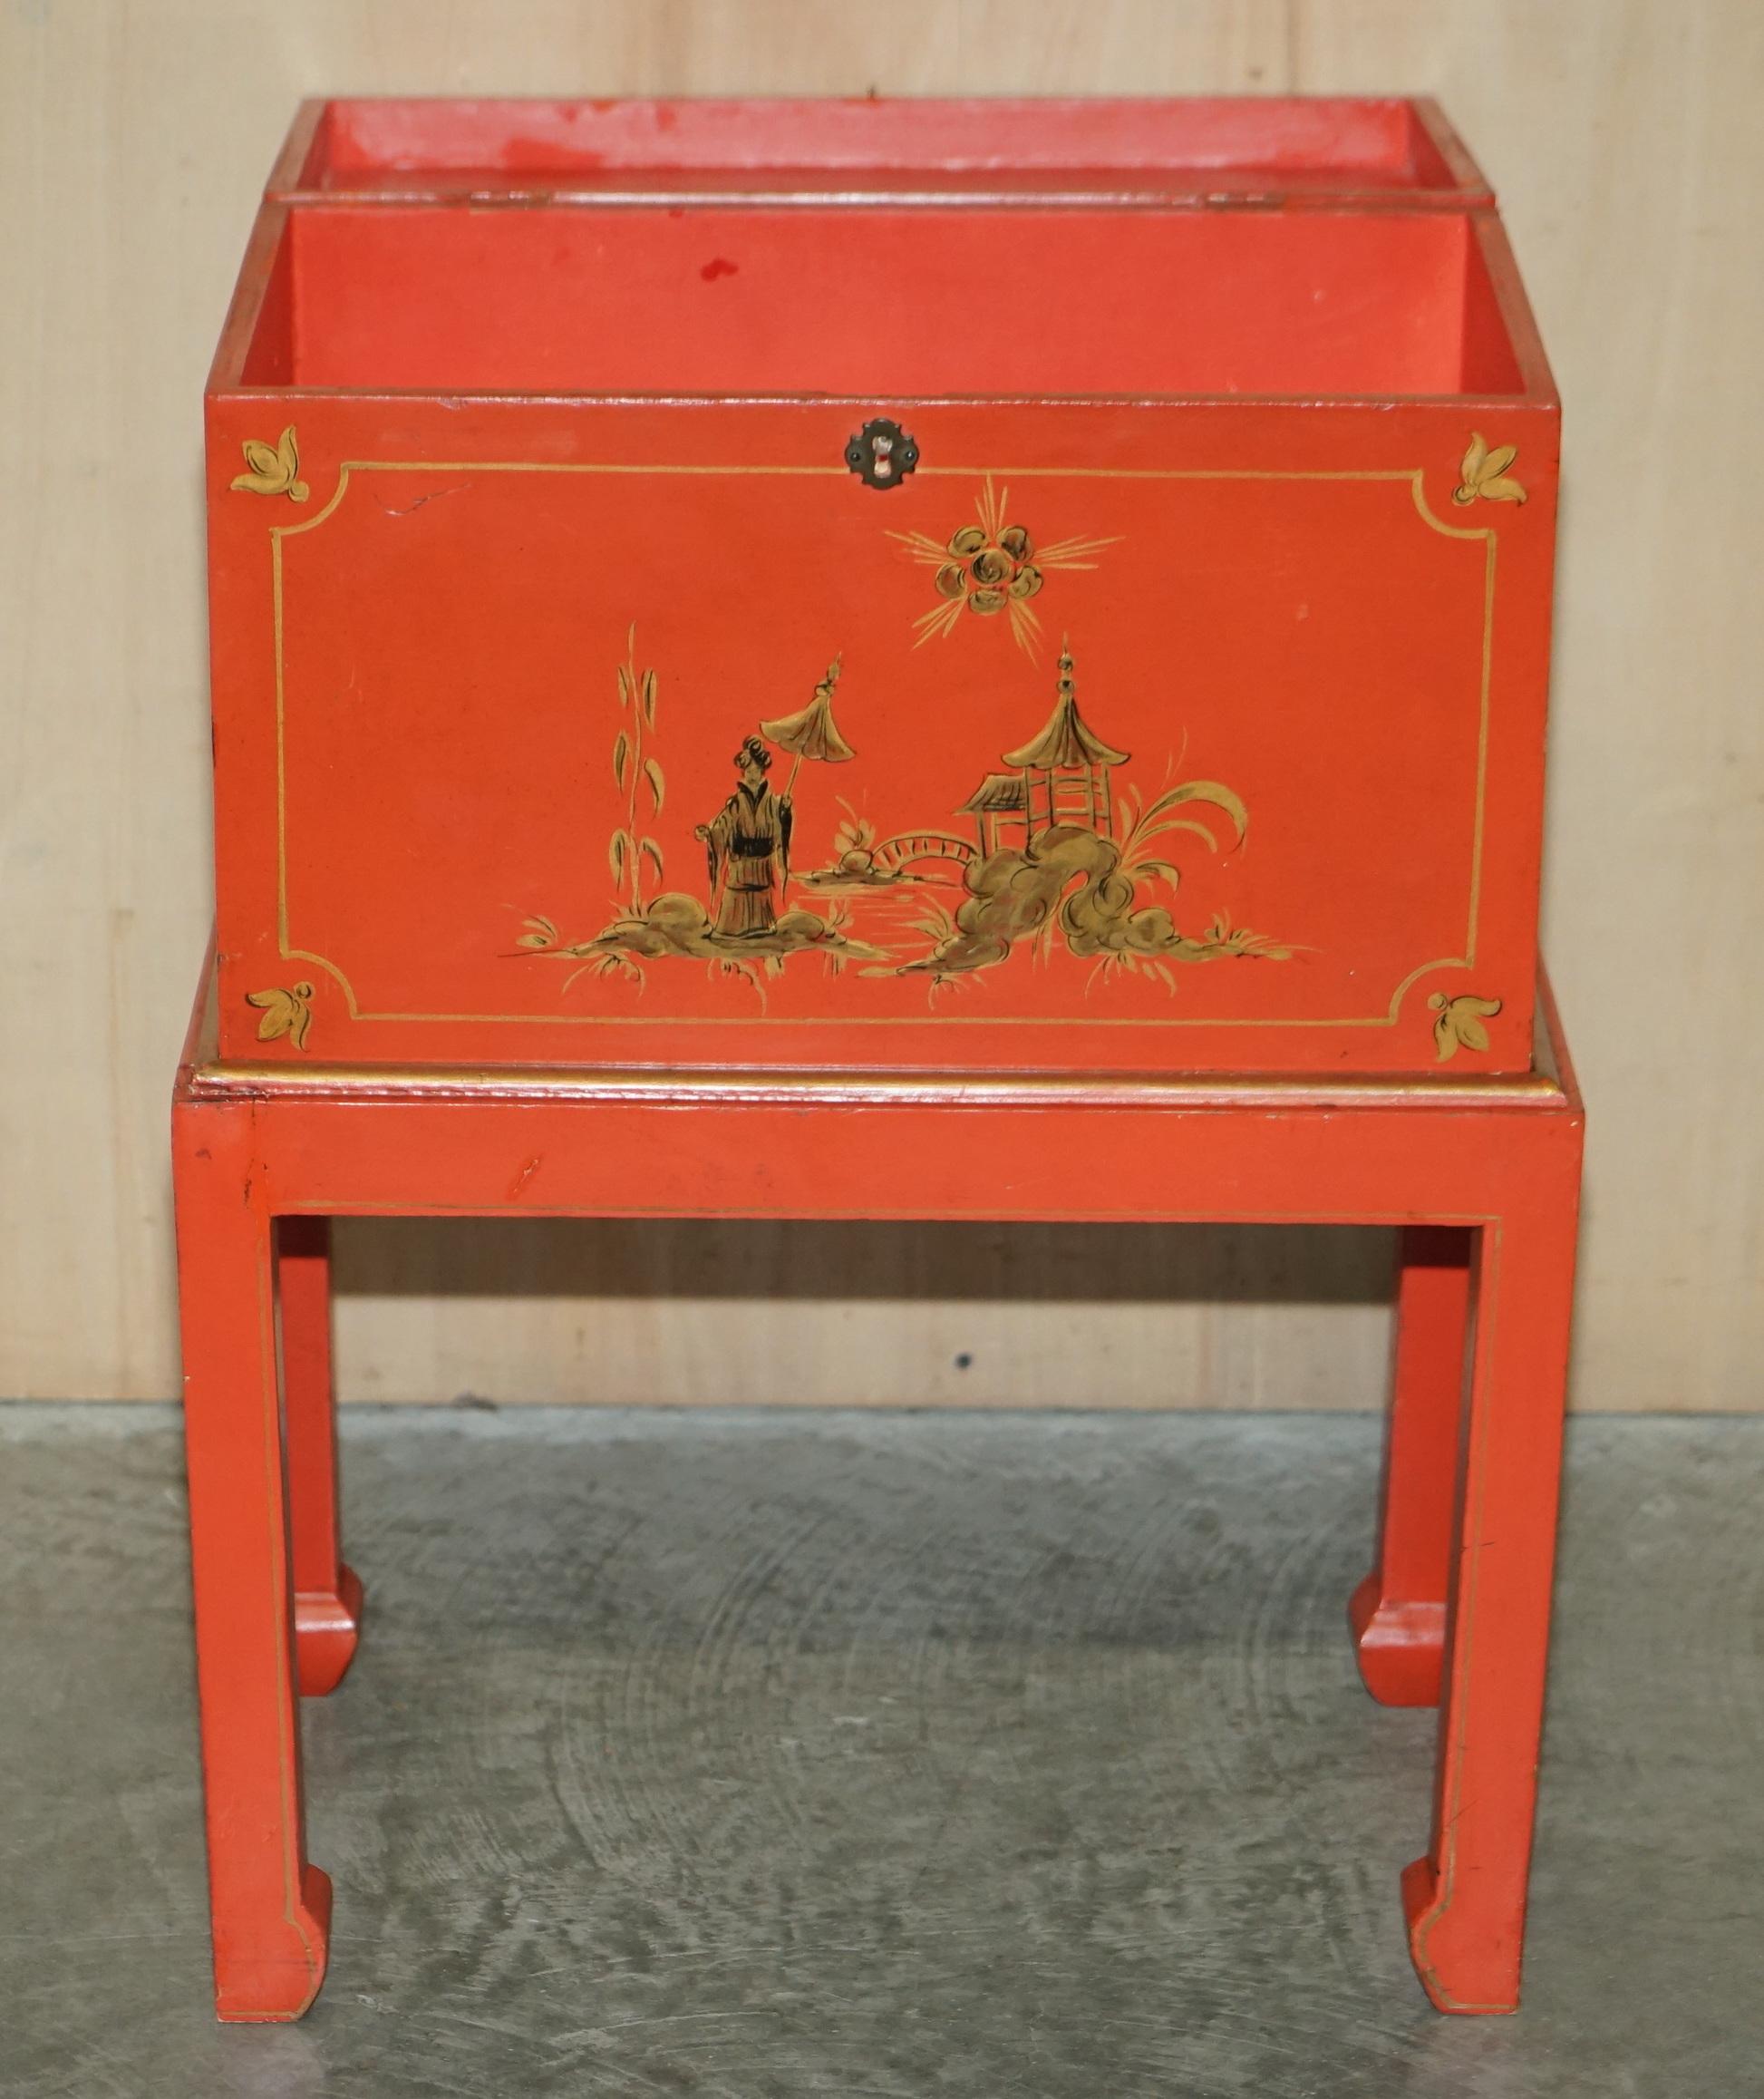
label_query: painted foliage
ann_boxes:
[514,491,1292,1009]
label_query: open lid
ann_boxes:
[213,96,1550,404]
[266,95,1495,211]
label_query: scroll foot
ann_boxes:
[1349,1574,1445,1707]
[295,1565,364,1697]
[214,1865,333,2023]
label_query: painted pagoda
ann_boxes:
[956,641,1130,857]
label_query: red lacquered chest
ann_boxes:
[205,96,1558,1076]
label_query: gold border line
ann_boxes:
[267,1198,1512,1225]
[268,461,1496,1030]
[194,1060,1561,1105]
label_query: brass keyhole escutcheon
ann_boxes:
[845,417,919,489]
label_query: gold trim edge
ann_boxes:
[189,1055,1563,1107]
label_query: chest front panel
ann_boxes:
[207,394,1554,1074]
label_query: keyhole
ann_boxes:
[846,417,916,488]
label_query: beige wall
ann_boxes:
[3,2,1759,1410]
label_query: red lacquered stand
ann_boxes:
[172,957,1583,2023]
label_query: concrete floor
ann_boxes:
[2,1404,1759,2097]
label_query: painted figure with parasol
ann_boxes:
[695,656,856,938]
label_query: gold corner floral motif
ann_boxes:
[1452,432,1526,508]
[247,981,315,1049]
[1429,990,1502,1061]
[887,478,1120,657]
[230,425,309,502]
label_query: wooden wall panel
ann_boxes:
[2,2,1758,1409]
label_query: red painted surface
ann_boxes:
[173,957,1583,2020]
[180,102,1581,2025]
[282,205,1506,394]
[207,98,1557,1079]
[1351,1224,1472,1706]
[266,95,1490,207]
[276,1217,363,1696]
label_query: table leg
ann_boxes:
[277,1217,363,1696]
[1403,1188,1579,2014]
[1351,1226,1471,1706]
[175,1104,331,2022]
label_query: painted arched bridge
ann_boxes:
[868,831,980,878]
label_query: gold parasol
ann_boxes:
[761,656,857,792]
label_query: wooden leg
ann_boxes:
[175,1103,330,2022]
[1403,1185,1579,2014]
[1351,1226,1471,1706]
[278,1217,363,1696]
